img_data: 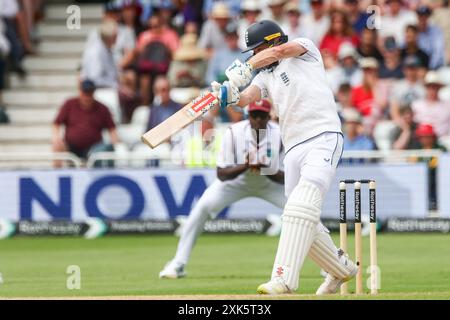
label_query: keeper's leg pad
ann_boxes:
[308,223,355,280]
[271,179,322,291]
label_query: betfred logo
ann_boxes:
[191,93,216,113]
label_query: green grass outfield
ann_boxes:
[0,233,450,299]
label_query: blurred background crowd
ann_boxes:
[0,0,450,171]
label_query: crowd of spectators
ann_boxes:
[2,0,450,166]
[0,0,43,123]
[63,0,450,155]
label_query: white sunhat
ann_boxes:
[241,0,262,12]
[424,71,444,86]
[338,43,358,60]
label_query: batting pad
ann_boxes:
[308,224,355,280]
[271,180,321,291]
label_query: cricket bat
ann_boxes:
[142,91,219,149]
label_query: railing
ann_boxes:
[0,152,82,168]
[0,149,446,169]
[341,149,444,161]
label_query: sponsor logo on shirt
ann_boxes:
[280,72,290,86]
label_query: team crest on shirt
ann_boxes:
[280,72,290,86]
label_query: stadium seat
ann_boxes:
[129,143,171,167]
[114,142,131,168]
[437,67,450,86]
[131,105,150,128]
[170,87,201,105]
[439,135,450,151]
[439,86,450,102]
[116,106,150,147]
[373,120,397,151]
[94,88,121,124]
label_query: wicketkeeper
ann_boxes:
[159,100,286,279]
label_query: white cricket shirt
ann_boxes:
[251,37,342,153]
[216,120,284,185]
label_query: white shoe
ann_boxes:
[159,260,186,279]
[316,250,358,295]
[257,277,291,295]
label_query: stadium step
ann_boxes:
[45,4,103,21]
[9,74,79,89]
[0,143,52,153]
[37,23,97,38]
[0,125,52,142]
[7,108,58,124]
[23,57,81,72]
[3,90,75,106]
[38,41,85,55]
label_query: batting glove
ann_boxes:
[225,59,254,88]
[218,81,240,108]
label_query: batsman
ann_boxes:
[216,20,357,295]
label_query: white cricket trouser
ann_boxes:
[270,131,345,290]
[173,178,286,265]
[282,132,348,290]
[284,132,343,197]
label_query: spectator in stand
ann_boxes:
[416,5,445,70]
[322,49,343,94]
[238,0,261,50]
[0,0,26,76]
[379,0,417,46]
[202,0,242,17]
[121,0,145,36]
[127,13,179,105]
[182,0,204,31]
[52,80,119,168]
[262,0,288,26]
[390,55,425,122]
[379,36,404,80]
[81,19,119,89]
[168,33,207,88]
[0,19,10,123]
[337,43,363,88]
[401,24,430,73]
[430,0,450,64]
[300,0,330,46]
[281,2,303,41]
[412,71,450,137]
[320,9,359,58]
[342,108,376,151]
[206,23,247,123]
[413,123,447,210]
[357,28,383,63]
[206,22,250,84]
[336,83,354,115]
[135,12,179,54]
[351,58,390,133]
[82,18,140,124]
[390,104,420,150]
[343,0,370,35]
[155,1,176,26]
[198,2,232,58]
[146,76,181,131]
[86,1,136,69]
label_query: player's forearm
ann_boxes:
[247,42,306,70]
[217,165,248,182]
[266,171,285,185]
[236,85,261,108]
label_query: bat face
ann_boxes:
[141,92,218,149]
